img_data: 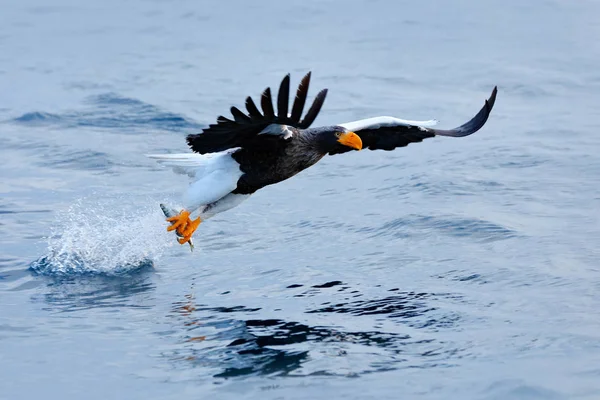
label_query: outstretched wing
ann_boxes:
[187,73,328,154]
[329,86,497,155]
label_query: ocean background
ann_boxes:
[1,0,600,399]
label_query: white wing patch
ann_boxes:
[340,116,438,132]
[258,124,294,139]
[147,149,243,211]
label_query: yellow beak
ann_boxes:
[337,131,362,150]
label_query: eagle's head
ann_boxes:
[312,126,363,153]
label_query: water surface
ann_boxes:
[1,0,600,399]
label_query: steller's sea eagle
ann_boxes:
[148,72,497,249]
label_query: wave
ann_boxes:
[10,93,202,132]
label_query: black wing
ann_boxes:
[329,86,497,155]
[186,72,328,154]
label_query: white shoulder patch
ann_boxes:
[258,124,294,139]
[339,116,438,132]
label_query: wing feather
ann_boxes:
[230,106,251,123]
[216,115,233,124]
[245,96,262,119]
[330,86,497,155]
[187,73,328,154]
[261,87,275,119]
[290,72,311,123]
[277,74,290,119]
[299,88,328,129]
[432,86,497,137]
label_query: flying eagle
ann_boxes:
[148,73,497,249]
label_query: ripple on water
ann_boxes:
[10,93,201,132]
[33,270,157,312]
[12,111,62,124]
[36,149,115,172]
[368,214,517,243]
[161,282,464,378]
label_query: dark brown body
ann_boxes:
[231,131,325,194]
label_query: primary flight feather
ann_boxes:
[148,72,497,249]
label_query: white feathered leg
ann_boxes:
[199,193,251,220]
[147,149,244,247]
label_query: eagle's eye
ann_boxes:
[335,132,342,138]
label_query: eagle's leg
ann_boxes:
[166,210,202,245]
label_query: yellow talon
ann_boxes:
[166,210,201,246]
[182,217,201,237]
[166,210,190,235]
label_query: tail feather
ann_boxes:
[147,153,212,177]
[147,153,214,166]
[146,150,239,178]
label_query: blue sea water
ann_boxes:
[1,0,600,399]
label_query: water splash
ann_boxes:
[30,197,174,276]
